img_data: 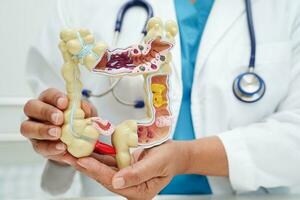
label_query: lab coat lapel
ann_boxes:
[192,0,261,139]
[192,0,246,139]
[168,0,183,138]
[194,0,246,77]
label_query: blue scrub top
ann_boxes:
[160,0,214,195]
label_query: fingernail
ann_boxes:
[57,97,66,108]
[77,159,90,168]
[56,143,66,151]
[51,113,60,124]
[112,177,125,189]
[48,128,59,138]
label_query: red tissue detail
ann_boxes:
[151,64,157,69]
[94,37,173,72]
[94,141,116,155]
[94,120,111,131]
[137,126,145,138]
[133,49,139,54]
[147,129,154,138]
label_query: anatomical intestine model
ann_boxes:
[59,17,178,169]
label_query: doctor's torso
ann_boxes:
[30,0,299,195]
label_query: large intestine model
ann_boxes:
[59,17,178,169]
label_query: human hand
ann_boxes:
[67,141,189,200]
[20,88,97,165]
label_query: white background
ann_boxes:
[0,0,58,164]
[0,0,54,135]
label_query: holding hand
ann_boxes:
[67,141,189,200]
[20,88,97,165]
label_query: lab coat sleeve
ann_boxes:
[218,6,300,193]
[25,0,76,195]
[41,161,76,195]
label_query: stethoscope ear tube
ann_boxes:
[115,0,154,35]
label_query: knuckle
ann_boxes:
[39,88,63,104]
[130,170,141,183]
[23,99,35,115]
[39,88,54,98]
[41,106,53,121]
[45,142,53,153]
[40,106,48,119]
[53,91,63,101]
[38,124,46,139]
[20,121,27,135]
[39,90,47,99]
[45,155,54,160]
[45,154,62,162]
[82,101,91,117]
[31,140,41,153]
[135,182,147,194]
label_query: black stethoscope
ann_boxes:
[82,0,265,105]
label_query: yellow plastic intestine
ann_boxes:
[59,29,109,157]
[58,17,178,169]
[112,120,138,169]
[112,18,178,168]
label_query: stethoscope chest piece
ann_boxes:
[233,71,266,103]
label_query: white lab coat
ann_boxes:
[26,0,300,196]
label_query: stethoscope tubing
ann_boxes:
[245,0,256,68]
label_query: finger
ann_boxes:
[48,152,78,166]
[81,100,98,118]
[31,140,67,157]
[75,157,144,198]
[91,153,117,167]
[75,157,116,189]
[81,101,92,118]
[112,155,161,189]
[20,120,61,140]
[24,100,64,125]
[39,88,68,110]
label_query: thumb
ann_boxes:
[112,156,160,189]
